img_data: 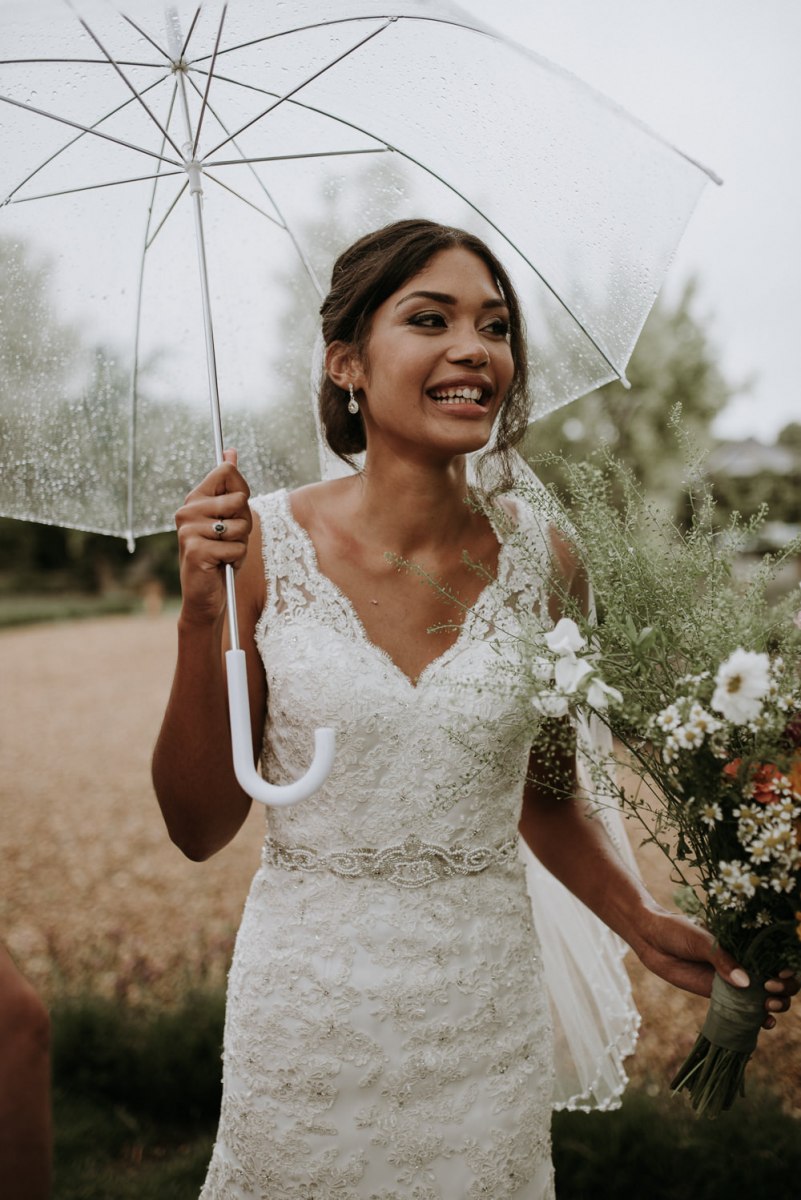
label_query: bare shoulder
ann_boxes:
[288,477,357,532]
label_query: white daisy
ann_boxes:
[710,649,771,724]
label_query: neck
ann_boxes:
[349,450,474,556]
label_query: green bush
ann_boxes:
[52,989,225,1125]
[553,1089,801,1199]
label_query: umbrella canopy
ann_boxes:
[0,0,718,546]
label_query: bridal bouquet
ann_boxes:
[493,454,801,1116]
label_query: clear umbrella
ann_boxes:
[0,0,719,803]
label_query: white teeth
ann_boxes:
[431,387,484,403]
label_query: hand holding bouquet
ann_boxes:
[503,455,801,1115]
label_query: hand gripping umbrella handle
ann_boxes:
[225,649,336,807]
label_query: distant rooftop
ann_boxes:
[707,438,797,477]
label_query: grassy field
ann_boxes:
[50,988,801,1199]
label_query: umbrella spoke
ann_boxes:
[0,57,165,67]
[144,178,188,250]
[183,72,321,295]
[2,72,171,203]
[189,12,484,66]
[189,17,376,63]
[185,71,284,226]
[193,4,228,156]
[205,148,388,167]
[143,80,185,248]
[128,80,186,543]
[203,171,282,227]
[179,8,203,62]
[191,67,392,153]
[0,93,184,181]
[72,10,186,159]
[201,19,395,162]
[6,170,184,204]
[397,148,628,383]
[120,12,174,65]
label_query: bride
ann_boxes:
[152,219,796,1198]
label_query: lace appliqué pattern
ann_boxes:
[199,489,557,1200]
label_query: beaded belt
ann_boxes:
[263,833,519,890]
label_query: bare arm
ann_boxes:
[519,746,737,997]
[152,451,266,861]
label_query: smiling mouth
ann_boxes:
[428,386,489,406]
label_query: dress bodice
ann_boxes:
[251,488,550,854]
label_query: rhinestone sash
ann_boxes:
[262,833,519,890]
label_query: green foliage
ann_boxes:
[52,989,225,1125]
[53,1090,213,1200]
[552,1089,801,1199]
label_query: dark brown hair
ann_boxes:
[319,218,530,490]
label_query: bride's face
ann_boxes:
[353,246,514,461]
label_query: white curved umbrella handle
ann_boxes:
[225,649,336,807]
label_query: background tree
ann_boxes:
[522,281,733,516]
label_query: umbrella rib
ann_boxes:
[205,148,388,167]
[193,4,228,156]
[0,57,166,67]
[189,13,492,66]
[2,73,171,204]
[120,12,174,65]
[183,73,322,295]
[145,180,189,249]
[127,80,183,549]
[70,9,186,159]
[6,171,184,204]
[185,71,283,223]
[180,8,203,61]
[203,171,283,226]
[0,94,184,175]
[201,18,395,162]
[191,67,392,153]
[397,150,629,383]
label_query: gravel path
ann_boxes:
[1,613,797,1110]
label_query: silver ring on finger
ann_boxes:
[213,520,227,540]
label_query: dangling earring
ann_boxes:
[347,383,360,415]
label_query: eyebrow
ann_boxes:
[394,290,508,310]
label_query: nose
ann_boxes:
[446,332,490,367]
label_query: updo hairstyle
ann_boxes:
[319,218,530,489]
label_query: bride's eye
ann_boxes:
[407,311,447,328]
[482,317,510,337]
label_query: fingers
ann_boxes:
[175,452,253,622]
[183,455,250,506]
[765,970,800,997]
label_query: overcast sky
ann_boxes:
[459,0,801,442]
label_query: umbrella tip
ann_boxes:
[619,373,632,391]
[126,533,136,554]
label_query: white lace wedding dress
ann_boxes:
[198,488,571,1198]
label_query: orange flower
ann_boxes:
[796,913,801,945]
[751,762,784,803]
[723,753,801,802]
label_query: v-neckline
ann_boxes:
[278,489,511,691]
